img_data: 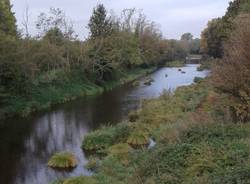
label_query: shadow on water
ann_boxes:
[0,64,208,184]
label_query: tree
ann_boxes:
[88,4,112,39]
[201,0,250,58]
[36,8,76,40]
[181,33,193,41]
[212,14,250,122]
[200,18,227,58]
[0,0,17,37]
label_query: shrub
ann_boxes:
[48,152,77,169]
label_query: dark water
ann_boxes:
[0,64,208,184]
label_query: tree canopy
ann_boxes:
[88,4,113,39]
[0,0,17,37]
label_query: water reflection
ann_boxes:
[0,64,208,184]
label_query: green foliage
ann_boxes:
[201,0,250,58]
[86,157,100,170]
[212,14,250,122]
[165,60,185,67]
[82,123,131,152]
[63,176,97,184]
[0,0,17,37]
[0,4,191,119]
[127,131,149,147]
[88,4,113,39]
[49,180,64,184]
[201,18,227,58]
[48,152,77,169]
[108,143,132,156]
[193,77,204,83]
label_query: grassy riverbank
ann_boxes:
[51,79,250,184]
[0,67,156,119]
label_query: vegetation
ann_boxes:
[165,60,185,67]
[63,176,97,184]
[54,2,250,183]
[2,0,250,183]
[82,123,131,153]
[48,152,77,169]
[0,4,190,119]
[76,79,250,184]
[201,0,250,58]
[212,14,250,122]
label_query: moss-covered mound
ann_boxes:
[48,152,77,169]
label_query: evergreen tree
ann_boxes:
[0,0,17,36]
[88,4,112,39]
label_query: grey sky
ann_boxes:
[11,0,232,40]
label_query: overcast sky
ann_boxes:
[11,0,232,40]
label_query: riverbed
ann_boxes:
[0,64,208,184]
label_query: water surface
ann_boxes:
[0,64,208,184]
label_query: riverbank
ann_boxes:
[52,79,250,184]
[0,67,156,120]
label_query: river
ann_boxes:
[0,64,208,184]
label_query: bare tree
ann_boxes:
[22,4,30,38]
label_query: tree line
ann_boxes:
[0,2,200,106]
[201,0,250,121]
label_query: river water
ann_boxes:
[0,64,208,184]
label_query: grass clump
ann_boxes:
[108,143,132,156]
[82,123,131,153]
[48,152,77,169]
[63,176,96,184]
[85,157,100,171]
[127,131,150,147]
[193,77,204,83]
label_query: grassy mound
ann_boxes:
[48,152,77,169]
[63,176,97,184]
[82,123,131,153]
[127,131,149,147]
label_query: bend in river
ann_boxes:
[0,64,209,184]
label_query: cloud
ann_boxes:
[11,0,231,39]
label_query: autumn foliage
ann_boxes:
[212,14,250,121]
